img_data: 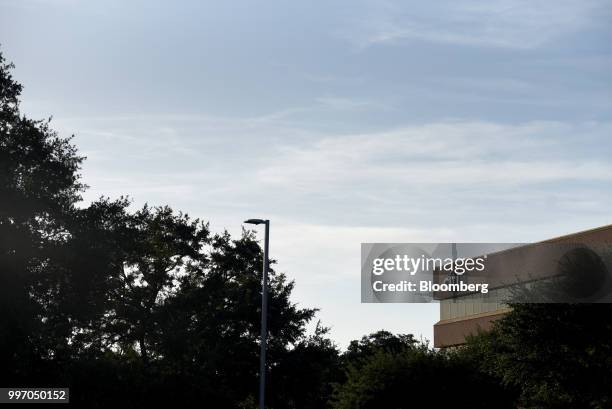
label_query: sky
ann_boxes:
[1,0,611,348]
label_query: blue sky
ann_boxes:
[2,0,611,347]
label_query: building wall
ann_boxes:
[433,224,612,348]
[434,308,510,348]
[440,300,507,321]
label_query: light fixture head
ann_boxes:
[244,218,266,225]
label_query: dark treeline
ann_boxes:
[1,50,611,408]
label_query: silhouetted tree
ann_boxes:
[464,304,612,409]
[332,331,514,409]
[269,323,342,409]
[0,49,85,385]
[343,330,417,363]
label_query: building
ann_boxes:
[433,224,612,348]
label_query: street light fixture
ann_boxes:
[243,218,270,409]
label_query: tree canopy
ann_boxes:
[464,304,612,409]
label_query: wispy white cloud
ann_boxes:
[63,114,612,234]
[303,73,366,86]
[243,120,612,233]
[315,96,391,112]
[344,0,608,50]
[257,121,612,189]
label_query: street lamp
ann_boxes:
[243,218,270,409]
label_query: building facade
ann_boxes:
[433,224,612,348]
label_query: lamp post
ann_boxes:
[243,218,270,409]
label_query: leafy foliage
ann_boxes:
[464,304,612,409]
[0,50,85,383]
[331,331,513,409]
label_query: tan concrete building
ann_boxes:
[433,224,612,348]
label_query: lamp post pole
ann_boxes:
[259,220,269,409]
[244,219,270,409]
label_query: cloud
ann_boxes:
[345,0,608,49]
[64,114,612,233]
[245,120,612,231]
[256,121,612,189]
[315,96,391,111]
[271,221,456,281]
